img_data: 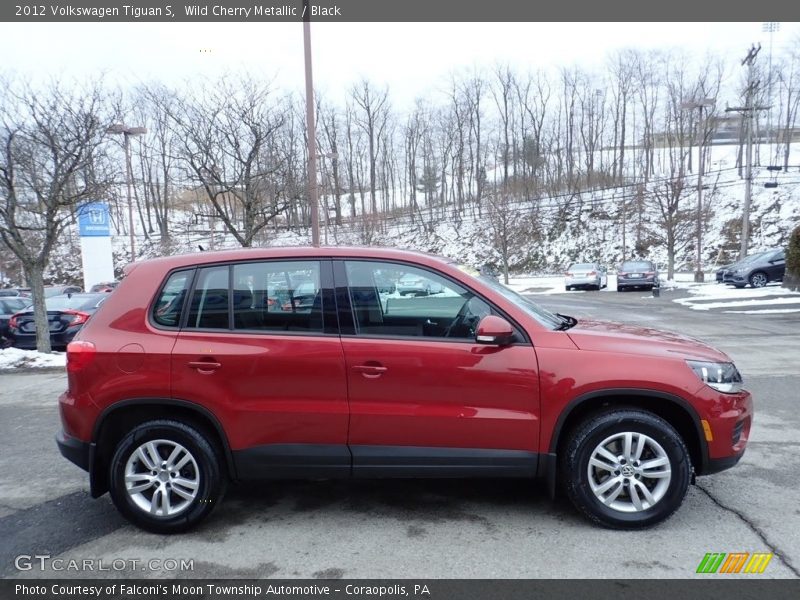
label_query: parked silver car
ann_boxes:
[565,263,608,291]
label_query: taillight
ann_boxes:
[8,313,20,329]
[618,272,628,277]
[646,271,655,276]
[588,271,597,276]
[63,310,90,326]
[67,341,96,372]
[566,272,573,277]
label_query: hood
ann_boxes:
[566,319,730,362]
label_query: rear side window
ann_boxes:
[153,270,191,328]
[186,266,230,329]
[232,261,323,332]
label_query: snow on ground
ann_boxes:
[674,282,800,312]
[505,276,570,295]
[0,348,66,370]
[508,271,702,295]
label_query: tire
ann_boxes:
[566,286,571,292]
[109,419,227,533]
[749,271,768,288]
[617,286,625,292]
[560,409,691,529]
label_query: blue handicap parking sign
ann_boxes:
[78,202,111,237]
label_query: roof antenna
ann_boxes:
[198,245,205,252]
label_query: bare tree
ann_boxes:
[351,81,389,215]
[168,76,288,247]
[0,78,112,352]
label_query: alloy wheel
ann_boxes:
[124,439,200,517]
[587,431,672,513]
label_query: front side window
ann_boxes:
[232,261,323,332]
[153,270,191,328]
[345,261,491,340]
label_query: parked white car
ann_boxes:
[565,262,608,291]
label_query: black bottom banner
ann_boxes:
[2,579,800,600]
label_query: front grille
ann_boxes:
[732,419,745,446]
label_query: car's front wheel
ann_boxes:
[749,271,768,288]
[109,420,226,533]
[560,409,691,529]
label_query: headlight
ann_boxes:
[686,360,743,394]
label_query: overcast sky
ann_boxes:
[2,22,798,108]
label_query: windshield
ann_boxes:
[477,275,564,330]
[569,263,595,270]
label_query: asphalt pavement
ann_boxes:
[1,286,798,579]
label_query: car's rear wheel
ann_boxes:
[749,271,768,288]
[109,420,226,533]
[560,409,691,529]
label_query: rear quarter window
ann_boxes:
[153,270,192,328]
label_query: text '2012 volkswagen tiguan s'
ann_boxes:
[57,247,752,533]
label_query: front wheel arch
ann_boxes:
[548,390,705,479]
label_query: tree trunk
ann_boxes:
[25,262,52,353]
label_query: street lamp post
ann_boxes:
[681,99,715,282]
[107,124,147,261]
[303,2,320,247]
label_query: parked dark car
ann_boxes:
[8,293,107,350]
[45,285,83,298]
[57,247,750,533]
[728,248,785,288]
[89,281,119,293]
[719,251,771,285]
[1,297,31,345]
[0,287,32,298]
[616,260,659,291]
[715,264,733,283]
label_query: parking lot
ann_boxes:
[1,285,799,579]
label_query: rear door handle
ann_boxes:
[188,361,222,373]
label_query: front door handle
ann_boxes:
[352,363,387,378]
[188,360,222,373]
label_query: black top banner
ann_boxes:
[3,0,800,22]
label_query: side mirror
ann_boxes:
[475,315,515,346]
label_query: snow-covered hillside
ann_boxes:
[32,143,800,286]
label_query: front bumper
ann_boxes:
[695,386,753,475]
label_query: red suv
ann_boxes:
[57,247,752,533]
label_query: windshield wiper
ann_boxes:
[555,312,577,331]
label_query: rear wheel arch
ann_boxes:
[548,389,706,477]
[91,399,235,497]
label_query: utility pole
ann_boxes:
[762,22,780,150]
[726,44,769,259]
[681,98,715,282]
[303,0,320,247]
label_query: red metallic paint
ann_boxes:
[58,246,751,478]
